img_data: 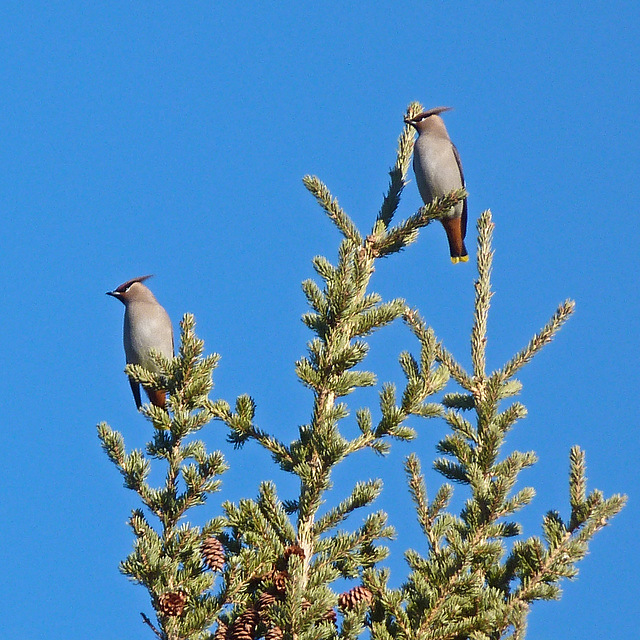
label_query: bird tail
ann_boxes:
[145,388,168,409]
[442,217,469,264]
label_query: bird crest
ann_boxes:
[113,275,154,293]
[405,106,453,125]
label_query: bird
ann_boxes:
[107,275,174,409]
[404,107,468,263]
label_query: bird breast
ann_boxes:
[123,303,173,370]
[413,135,463,218]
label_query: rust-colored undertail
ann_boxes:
[145,388,168,409]
[441,216,469,263]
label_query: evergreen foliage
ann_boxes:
[98,103,625,640]
[364,212,625,640]
[98,315,230,640]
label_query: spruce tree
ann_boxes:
[98,102,625,640]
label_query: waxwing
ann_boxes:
[107,275,174,409]
[405,107,468,263]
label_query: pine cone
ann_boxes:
[158,590,187,617]
[214,620,228,640]
[257,591,278,611]
[201,537,225,572]
[322,608,337,625]
[265,626,283,640]
[282,544,305,564]
[271,570,289,595]
[338,586,373,611]
[228,625,252,640]
[229,608,259,640]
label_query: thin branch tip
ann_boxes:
[141,613,163,640]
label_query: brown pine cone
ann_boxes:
[338,586,373,611]
[271,570,289,595]
[158,590,187,617]
[283,544,305,563]
[201,537,225,572]
[228,608,259,640]
[214,620,228,640]
[228,625,252,640]
[257,591,278,611]
[265,626,283,640]
[322,608,337,625]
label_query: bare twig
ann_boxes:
[141,612,164,640]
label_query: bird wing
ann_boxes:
[461,189,468,239]
[129,377,142,409]
[451,143,468,239]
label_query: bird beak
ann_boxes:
[106,291,119,298]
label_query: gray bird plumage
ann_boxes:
[107,275,174,409]
[405,106,468,263]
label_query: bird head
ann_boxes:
[106,275,154,305]
[404,106,453,132]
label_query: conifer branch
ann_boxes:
[376,101,422,228]
[433,342,474,390]
[302,175,363,246]
[380,197,624,639]
[98,315,230,640]
[98,103,626,640]
[405,453,454,552]
[217,395,295,470]
[313,480,383,536]
[499,299,575,382]
[374,188,468,258]
[471,210,494,378]
[568,445,588,531]
[141,612,164,639]
[219,107,467,639]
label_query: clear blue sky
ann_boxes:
[1,3,638,638]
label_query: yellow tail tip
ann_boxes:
[451,255,469,264]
